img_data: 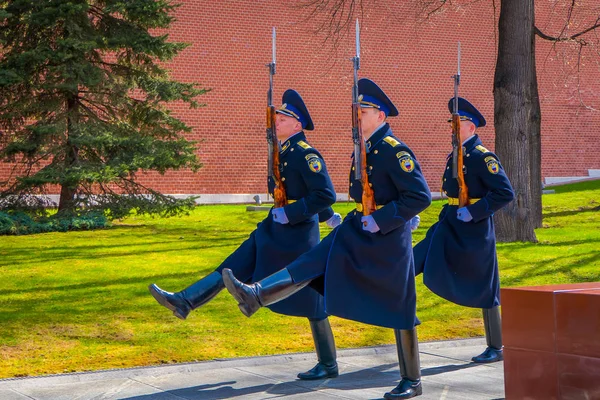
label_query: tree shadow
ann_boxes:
[498,238,600,251]
[501,250,600,287]
[548,180,600,194]
[1,234,249,267]
[0,270,207,296]
[543,205,600,218]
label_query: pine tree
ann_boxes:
[0,0,206,218]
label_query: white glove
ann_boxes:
[326,213,342,228]
[272,207,289,224]
[410,215,421,231]
[457,207,473,222]
[361,215,380,233]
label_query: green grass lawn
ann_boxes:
[1,180,599,378]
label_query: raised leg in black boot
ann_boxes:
[297,318,338,380]
[148,271,224,320]
[384,328,422,399]
[472,306,503,363]
[222,268,309,317]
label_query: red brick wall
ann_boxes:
[2,1,600,197]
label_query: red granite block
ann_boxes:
[557,353,600,400]
[501,288,556,352]
[504,348,559,400]
[556,289,600,358]
[501,283,600,352]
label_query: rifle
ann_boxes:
[451,42,469,207]
[351,19,376,218]
[266,27,287,207]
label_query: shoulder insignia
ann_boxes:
[306,154,322,173]
[484,156,497,163]
[397,151,415,173]
[475,145,490,153]
[297,140,312,150]
[383,136,401,147]
[486,158,500,174]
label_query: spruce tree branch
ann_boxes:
[75,100,109,124]
[77,95,118,120]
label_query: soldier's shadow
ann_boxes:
[121,361,481,399]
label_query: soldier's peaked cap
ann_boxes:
[276,89,314,131]
[447,97,487,128]
[358,78,399,117]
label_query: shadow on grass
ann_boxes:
[543,205,600,218]
[2,234,250,267]
[498,237,600,250]
[0,270,206,296]
[549,180,600,194]
[501,250,600,288]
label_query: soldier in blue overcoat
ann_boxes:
[148,89,342,380]
[413,97,515,364]
[222,79,432,400]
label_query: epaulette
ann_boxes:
[383,136,401,147]
[475,145,490,153]
[297,140,312,150]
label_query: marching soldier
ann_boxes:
[222,78,432,399]
[414,97,515,363]
[148,89,342,380]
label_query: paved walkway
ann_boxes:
[0,338,504,400]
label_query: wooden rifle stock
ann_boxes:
[352,103,376,217]
[267,105,287,208]
[451,114,469,207]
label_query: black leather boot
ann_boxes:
[222,268,309,317]
[384,328,423,399]
[148,271,224,320]
[472,306,503,363]
[298,318,339,380]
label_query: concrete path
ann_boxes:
[0,338,504,400]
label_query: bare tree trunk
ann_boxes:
[58,95,79,214]
[529,8,543,229]
[493,0,538,242]
[530,112,543,229]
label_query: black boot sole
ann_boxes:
[148,284,189,320]
[383,382,422,399]
[297,370,339,380]
[222,269,260,317]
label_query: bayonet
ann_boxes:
[350,19,376,217]
[352,19,361,181]
[265,27,287,206]
[452,42,461,179]
[267,27,276,178]
[450,42,469,207]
